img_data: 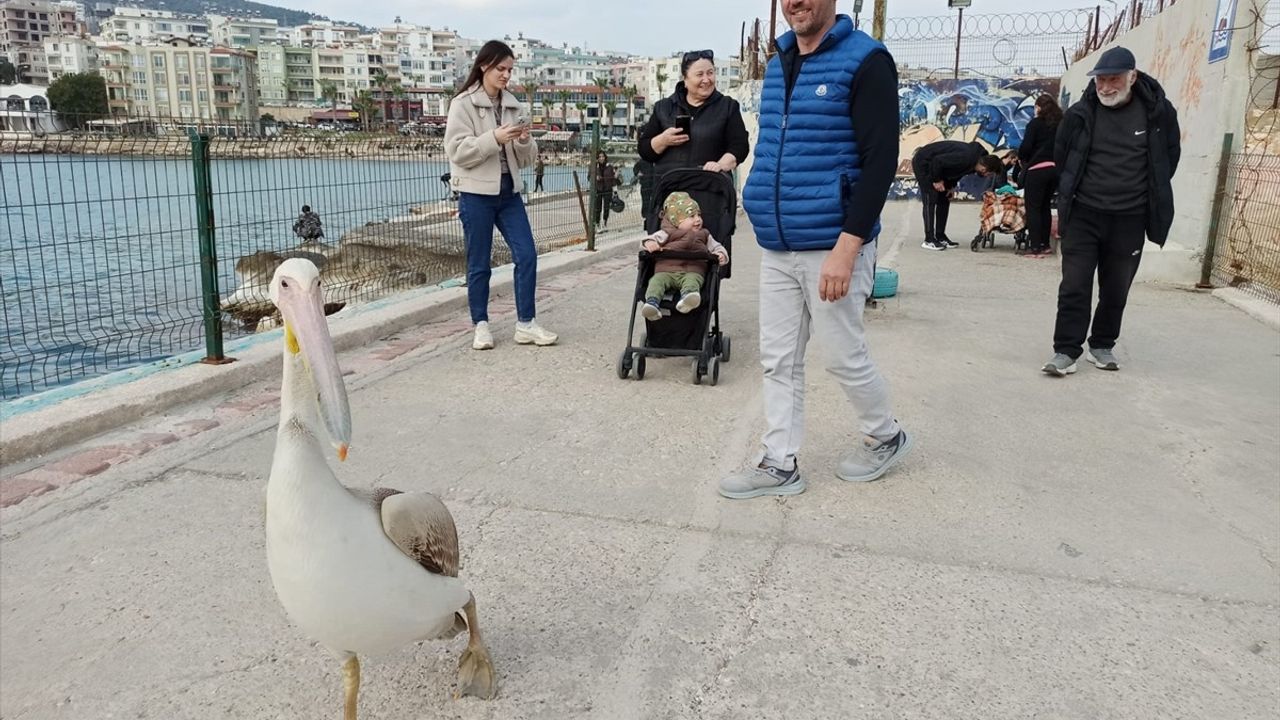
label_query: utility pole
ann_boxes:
[872,0,887,41]
[949,0,971,79]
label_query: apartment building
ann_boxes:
[284,21,360,47]
[207,14,277,49]
[1,0,81,84]
[44,34,97,78]
[97,38,258,123]
[98,7,208,44]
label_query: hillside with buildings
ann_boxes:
[1,0,739,135]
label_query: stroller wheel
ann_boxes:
[970,236,981,252]
[615,350,632,380]
[692,359,704,385]
[720,335,731,363]
[707,357,720,386]
[634,353,646,380]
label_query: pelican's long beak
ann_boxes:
[279,283,351,461]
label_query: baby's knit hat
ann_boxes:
[662,192,700,226]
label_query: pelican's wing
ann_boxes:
[371,488,461,578]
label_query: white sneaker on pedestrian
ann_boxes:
[472,321,494,350]
[514,320,558,346]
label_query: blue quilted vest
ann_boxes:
[743,15,885,251]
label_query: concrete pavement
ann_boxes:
[2,202,1278,719]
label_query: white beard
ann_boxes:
[1098,87,1133,108]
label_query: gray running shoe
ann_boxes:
[836,429,914,483]
[1041,353,1077,377]
[718,461,805,500]
[1087,348,1120,371]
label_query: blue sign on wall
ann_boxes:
[1208,0,1239,64]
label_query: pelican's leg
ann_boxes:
[342,655,361,720]
[455,593,497,700]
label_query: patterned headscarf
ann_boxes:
[662,192,701,227]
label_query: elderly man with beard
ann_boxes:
[1042,47,1181,376]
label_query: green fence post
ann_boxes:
[1198,132,1234,289]
[190,131,233,365]
[587,119,601,251]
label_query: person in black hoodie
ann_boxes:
[1017,94,1064,256]
[637,49,750,182]
[911,140,1003,250]
[1042,47,1180,377]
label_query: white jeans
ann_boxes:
[758,242,899,467]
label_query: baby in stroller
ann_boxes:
[638,192,729,321]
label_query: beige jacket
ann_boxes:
[444,85,537,195]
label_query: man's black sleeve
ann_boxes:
[843,51,899,240]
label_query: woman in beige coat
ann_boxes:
[445,40,557,350]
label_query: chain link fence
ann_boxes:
[1,114,624,399]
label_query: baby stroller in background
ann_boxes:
[971,189,1029,252]
[616,168,735,386]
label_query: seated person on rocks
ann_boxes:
[639,192,728,321]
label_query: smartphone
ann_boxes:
[515,113,531,128]
[674,114,691,134]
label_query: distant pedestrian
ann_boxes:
[592,151,619,228]
[725,1,908,500]
[534,155,545,192]
[633,157,655,218]
[444,39,558,350]
[1042,46,1180,377]
[292,205,324,241]
[1017,94,1063,257]
[910,140,1003,251]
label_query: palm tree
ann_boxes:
[353,89,378,131]
[557,89,571,128]
[591,76,609,128]
[391,83,408,122]
[574,101,588,130]
[621,84,638,136]
[654,69,668,97]
[603,100,617,137]
[319,80,339,113]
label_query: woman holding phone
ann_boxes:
[638,49,750,183]
[445,39,557,350]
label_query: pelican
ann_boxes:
[264,258,497,719]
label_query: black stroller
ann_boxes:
[615,168,735,386]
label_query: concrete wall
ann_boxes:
[1059,0,1262,284]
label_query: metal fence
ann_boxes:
[1,114,643,399]
[1208,151,1280,304]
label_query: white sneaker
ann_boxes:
[472,321,494,350]
[676,292,702,314]
[514,320,558,346]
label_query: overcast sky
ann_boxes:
[288,0,1109,57]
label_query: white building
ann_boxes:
[0,81,63,133]
[97,38,258,123]
[44,34,97,78]
[283,21,361,47]
[99,7,208,45]
[207,14,278,49]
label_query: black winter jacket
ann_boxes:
[1017,116,1058,167]
[638,83,750,181]
[911,140,986,189]
[1054,73,1181,246]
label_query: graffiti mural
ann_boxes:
[896,77,1060,199]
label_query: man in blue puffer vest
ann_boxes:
[720,0,913,499]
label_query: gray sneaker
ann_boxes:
[1087,348,1120,370]
[836,429,914,483]
[1041,353,1077,377]
[718,461,805,500]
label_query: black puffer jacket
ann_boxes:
[637,82,750,181]
[1054,73,1181,246]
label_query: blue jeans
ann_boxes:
[458,174,538,323]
